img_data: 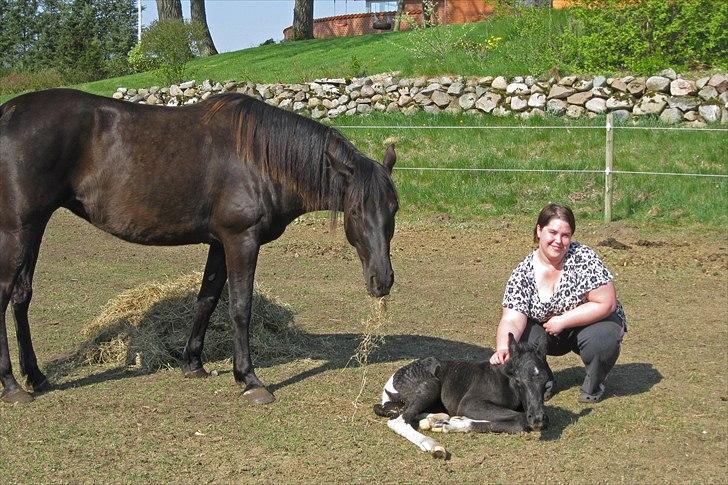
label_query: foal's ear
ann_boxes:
[383,144,396,174]
[507,332,520,356]
[535,337,548,360]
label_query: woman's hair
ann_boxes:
[533,203,576,242]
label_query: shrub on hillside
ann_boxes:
[136,19,206,84]
[561,0,728,74]
[0,69,65,96]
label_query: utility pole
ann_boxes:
[137,0,142,42]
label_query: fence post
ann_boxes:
[604,113,614,223]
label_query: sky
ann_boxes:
[139,1,400,52]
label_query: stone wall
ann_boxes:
[113,70,728,125]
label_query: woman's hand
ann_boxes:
[490,349,510,365]
[543,315,567,336]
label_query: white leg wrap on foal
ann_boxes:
[388,417,445,455]
[442,416,490,433]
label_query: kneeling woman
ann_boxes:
[489,203,626,403]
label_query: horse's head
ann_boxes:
[337,145,398,297]
[503,333,550,431]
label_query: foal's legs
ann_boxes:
[181,243,227,377]
[11,224,49,392]
[446,400,530,434]
[0,230,33,404]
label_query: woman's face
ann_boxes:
[536,217,573,262]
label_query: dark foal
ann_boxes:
[0,89,398,405]
[374,334,549,458]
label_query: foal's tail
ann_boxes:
[373,401,404,419]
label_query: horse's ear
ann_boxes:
[383,144,396,174]
[328,153,353,180]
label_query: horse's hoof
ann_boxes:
[26,377,51,394]
[183,368,210,379]
[243,387,276,405]
[431,446,448,460]
[2,388,34,404]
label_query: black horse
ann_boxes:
[374,334,549,458]
[0,88,398,405]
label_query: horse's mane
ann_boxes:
[201,93,396,217]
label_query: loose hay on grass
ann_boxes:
[63,272,305,373]
[350,296,389,416]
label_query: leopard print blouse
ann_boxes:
[502,242,627,329]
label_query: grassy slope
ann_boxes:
[1,12,726,225]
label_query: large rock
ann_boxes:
[606,96,633,110]
[458,93,478,110]
[698,85,719,101]
[667,96,701,111]
[566,91,593,106]
[708,73,728,92]
[634,93,668,115]
[475,92,501,113]
[431,90,452,107]
[699,104,721,123]
[659,108,682,124]
[670,79,696,96]
[547,99,568,116]
[585,97,607,114]
[510,96,528,112]
[547,85,575,99]
[491,76,508,90]
[506,82,529,95]
[566,105,585,118]
[527,92,546,108]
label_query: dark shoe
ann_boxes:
[579,383,605,403]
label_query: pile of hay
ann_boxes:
[71,273,304,372]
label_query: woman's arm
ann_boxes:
[543,281,617,336]
[489,308,528,364]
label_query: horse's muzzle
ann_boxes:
[367,271,394,297]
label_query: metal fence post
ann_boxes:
[604,113,614,223]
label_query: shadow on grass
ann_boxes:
[42,288,660,442]
[551,362,663,401]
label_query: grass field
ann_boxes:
[0,211,725,482]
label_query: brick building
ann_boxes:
[283,0,495,41]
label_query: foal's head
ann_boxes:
[503,333,550,430]
[333,144,398,297]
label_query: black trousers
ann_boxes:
[521,312,624,395]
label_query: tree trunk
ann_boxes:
[292,0,314,41]
[190,0,217,55]
[393,0,405,31]
[156,0,182,21]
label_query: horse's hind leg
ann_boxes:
[0,230,33,404]
[11,224,50,392]
[182,242,227,377]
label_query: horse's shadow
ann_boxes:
[45,291,662,438]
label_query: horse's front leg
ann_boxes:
[223,233,275,405]
[446,399,529,434]
[182,242,227,378]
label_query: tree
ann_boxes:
[190,0,217,56]
[156,0,182,21]
[292,0,313,41]
[393,0,405,32]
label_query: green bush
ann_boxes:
[0,69,65,96]
[562,0,728,74]
[138,19,206,84]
